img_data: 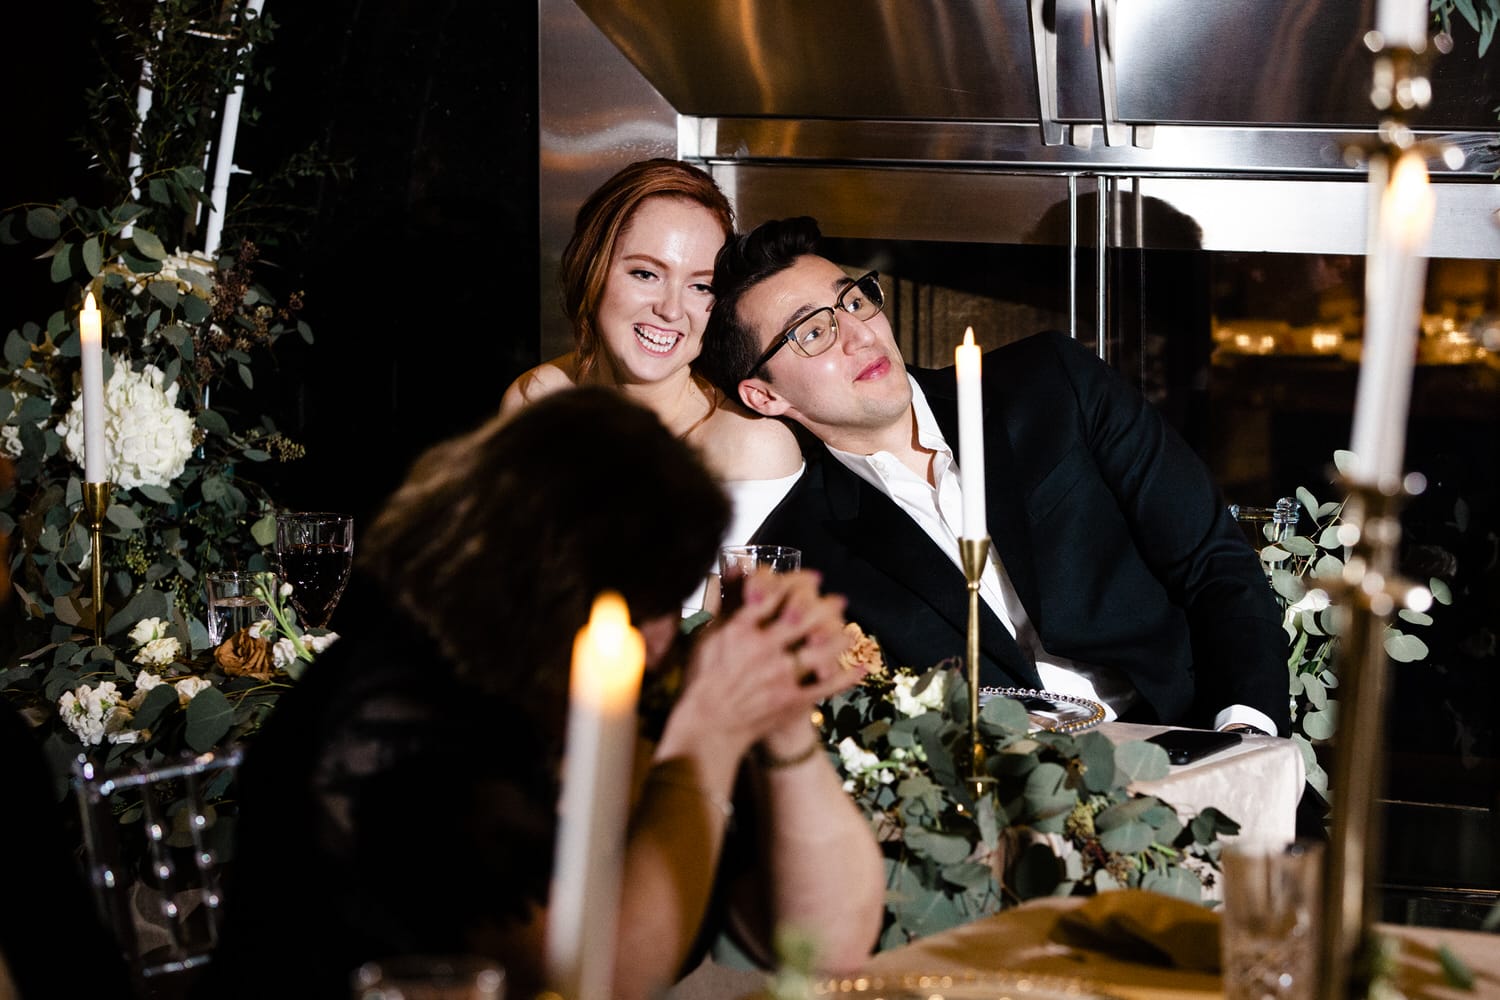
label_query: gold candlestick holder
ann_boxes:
[1316,476,1426,1000]
[959,536,991,778]
[82,481,113,645]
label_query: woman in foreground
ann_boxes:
[501,159,804,608]
[205,388,882,1000]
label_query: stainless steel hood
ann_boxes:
[538,0,1500,356]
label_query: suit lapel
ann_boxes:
[814,439,1035,683]
[914,366,1043,623]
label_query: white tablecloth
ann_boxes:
[1100,722,1306,847]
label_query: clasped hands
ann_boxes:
[676,567,864,764]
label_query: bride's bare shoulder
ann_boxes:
[696,395,803,479]
[500,356,578,417]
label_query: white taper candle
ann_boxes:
[79,292,106,483]
[955,327,987,540]
[546,591,646,1000]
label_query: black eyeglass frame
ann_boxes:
[742,271,884,382]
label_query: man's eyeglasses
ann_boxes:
[744,271,885,381]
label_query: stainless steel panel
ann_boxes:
[570,0,1038,122]
[1116,0,1500,129]
[697,117,1500,178]
[714,164,1500,260]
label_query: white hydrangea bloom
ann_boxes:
[127,670,164,710]
[271,637,299,671]
[892,670,947,717]
[0,425,22,459]
[58,681,127,747]
[306,632,340,654]
[60,360,195,489]
[838,736,882,776]
[133,636,182,667]
[128,617,169,645]
[173,676,213,706]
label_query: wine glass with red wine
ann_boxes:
[274,512,354,629]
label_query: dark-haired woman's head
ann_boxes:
[360,387,729,721]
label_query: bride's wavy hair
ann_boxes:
[560,158,734,382]
[359,387,729,726]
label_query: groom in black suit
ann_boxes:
[697,217,1288,736]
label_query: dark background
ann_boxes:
[2,0,541,531]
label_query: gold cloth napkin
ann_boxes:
[1049,890,1222,973]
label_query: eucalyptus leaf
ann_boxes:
[904,826,973,865]
[181,294,211,324]
[1384,632,1429,663]
[4,330,31,367]
[1281,536,1317,557]
[185,687,233,751]
[25,207,61,240]
[1114,740,1171,782]
[1428,578,1453,605]
[1314,553,1344,578]
[1303,706,1338,741]
[1398,608,1433,627]
[50,249,73,283]
[1095,796,1156,830]
[148,281,181,309]
[1099,820,1155,854]
[1140,867,1203,902]
[1297,486,1319,517]
[105,504,144,531]
[81,237,103,278]
[131,229,168,261]
[197,409,231,437]
[131,684,180,731]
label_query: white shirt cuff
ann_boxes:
[1213,704,1278,736]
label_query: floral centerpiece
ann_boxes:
[0,1,329,782]
[824,625,1239,951]
[57,575,336,770]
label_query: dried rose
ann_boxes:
[215,629,274,680]
[839,621,886,676]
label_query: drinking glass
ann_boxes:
[274,511,354,628]
[1220,839,1324,1000]
[203,570,273,646]
[718,544,801,616]
[351,955,505,1000]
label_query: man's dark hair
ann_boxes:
[697,216,823,400]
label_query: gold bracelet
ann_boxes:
[754,735,823,770]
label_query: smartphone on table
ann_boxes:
[1146,728,1243,765]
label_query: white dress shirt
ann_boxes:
[827,376,1275,735]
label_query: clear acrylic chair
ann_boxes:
[72,745,243,992]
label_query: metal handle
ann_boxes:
[1090,0,1154,149]
[1026,0,1066,146]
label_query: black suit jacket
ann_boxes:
[755,331,1289,734]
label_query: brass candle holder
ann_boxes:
[959,536,991,778]
[82,481,113,645]
[1317,477,1427,1000]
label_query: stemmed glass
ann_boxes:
[274,511,354,628]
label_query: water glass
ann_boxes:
[351,955,505,1000]
[718,544,801,616]
[203,570,272,646]
[1220,839,1323,1000]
